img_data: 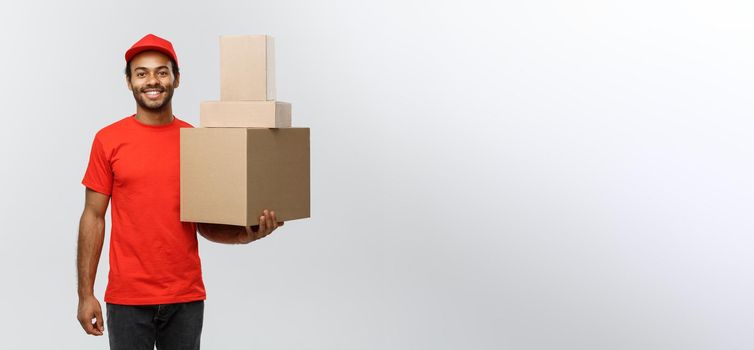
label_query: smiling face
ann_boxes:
[126,51,179,112]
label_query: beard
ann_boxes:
[132,84,175,112]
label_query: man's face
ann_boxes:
[126,51,179,112]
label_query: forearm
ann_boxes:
[77,213,105,298]
[197,223,246,244]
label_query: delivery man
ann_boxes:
[76,33,282,350]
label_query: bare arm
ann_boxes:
[197,210,283,244]
[76,188,109,336]
[197,223,247,244]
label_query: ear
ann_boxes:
[173,73,180,89]
[126,76,133,91]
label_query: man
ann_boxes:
[76,34,282,350]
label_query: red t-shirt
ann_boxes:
[82,115,206,305]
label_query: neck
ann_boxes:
[134,105,174,126]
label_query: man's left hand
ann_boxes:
[239,209,283,244]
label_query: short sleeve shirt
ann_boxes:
[82,115,206,305]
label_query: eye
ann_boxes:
[158,71,168,77]
[136,72,146,78]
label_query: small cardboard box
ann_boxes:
[180,128,310,226]
[220,35,276,101]
[200,101,291,128]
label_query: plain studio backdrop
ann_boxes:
[0,0,752,349]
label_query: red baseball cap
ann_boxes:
[125,34,178,66]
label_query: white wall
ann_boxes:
[1,0,752,349]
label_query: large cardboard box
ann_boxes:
[180,128,310,226]
[200,101,291,128]
[220,35,276,101]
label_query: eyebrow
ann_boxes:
[133,66,170,71]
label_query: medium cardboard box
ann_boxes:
[220,35,276,101]
[200,101,291,128]
[180,128,310,226]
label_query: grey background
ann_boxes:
[0,0,752,349]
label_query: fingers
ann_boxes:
[78,313,103,336]
[266,210,275,231]
[271,211,279,230]
[248,210,282,243]
[258,213,267,237]
[95,308,104,333]
[77,315,91,334]
[90,320,103,336]
[78,298,104,336]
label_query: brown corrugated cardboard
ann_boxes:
[200,101,291,128]
[180,127,310,226]
[220,35,276,101]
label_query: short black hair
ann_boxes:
[125,57,179,79]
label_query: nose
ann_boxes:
[146,72,159,85]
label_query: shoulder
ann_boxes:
[94,115,134,139]
[91,115,136,151]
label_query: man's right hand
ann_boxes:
[77,295,104,336]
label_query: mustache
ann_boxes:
[140,85,166,92]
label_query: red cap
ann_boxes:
[125,34,178,66]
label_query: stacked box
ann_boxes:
[220,35,276,101]
[181,35,310,226]
[200,101,291,128]
[201,35,290,128]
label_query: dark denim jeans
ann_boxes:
[106,300,204,350]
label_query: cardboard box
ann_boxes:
[200,101,291,128]
[180,128,310,226]
[220,35,276,101]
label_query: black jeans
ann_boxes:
[106,301,204,350]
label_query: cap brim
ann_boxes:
[125,45,178,65]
